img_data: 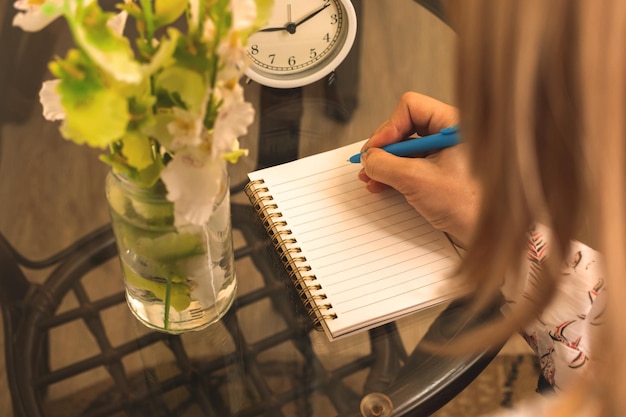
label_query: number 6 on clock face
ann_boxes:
[244,0,358,88]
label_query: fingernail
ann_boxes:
[360,148,369,163]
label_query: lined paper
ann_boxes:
[247,141,464,340]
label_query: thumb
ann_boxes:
[361,148,433,195]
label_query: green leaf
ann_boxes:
[171,33,212,72]
[224,147,249,164]
[100,150,166,188]
[135,232,205,262]
[153,0,188,29]
[122,262,191,311]
[155,66,207,113]
[128,94,157,131]
[130,197,175,225]
[100,153,134,178]
[142,109,176,149]
[207,0,232,38]
[136,158,166,187]
[255,0,275,25]
[121,132,154,170]
[106,177,130,216]
[142,28,180,75]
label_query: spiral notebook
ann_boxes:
[245,141,466,341]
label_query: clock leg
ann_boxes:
[257,87,304,169]
[412,0,449,25]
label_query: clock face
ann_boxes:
[245,0,357,88]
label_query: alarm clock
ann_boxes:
[244,0,358,88]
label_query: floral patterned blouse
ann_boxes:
[500,224,606,392]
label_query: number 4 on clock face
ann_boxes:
[244,0,358,88]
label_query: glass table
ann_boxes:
[0,1,503,416]
[1,203,502,417]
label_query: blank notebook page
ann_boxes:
[247,141,465,341]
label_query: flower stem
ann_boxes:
[139,0,155,42]
[164,275,172,330]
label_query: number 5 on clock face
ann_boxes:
[244,0,358,88]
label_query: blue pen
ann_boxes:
[348,125,460,163]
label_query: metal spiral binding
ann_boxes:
[245,178,337,328]
[293,274,316,284]
[283,255,308,273]
[275,237,296,246]
[309,303,339,325]
[260,210,282,227]
[244,180,269,209]
[308,303,334,314]
[297,284,321,298]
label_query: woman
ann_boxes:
[359,1,625,415]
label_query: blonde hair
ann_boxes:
[448,1,626,415]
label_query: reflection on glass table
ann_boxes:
[1,210,502,417]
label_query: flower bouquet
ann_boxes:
[13,0,272,332]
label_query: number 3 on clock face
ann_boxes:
[244,0,358,88]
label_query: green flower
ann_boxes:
[49,49,128,148]
[72,2,142,83]
[60,89,129,148]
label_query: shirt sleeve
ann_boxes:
[500,224,606,391]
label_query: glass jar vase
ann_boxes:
[105,171,237,333]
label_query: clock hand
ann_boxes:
[294,3,331,28]
[258,4,295,34]
[257,2,331,34]
[258,26,289,32]
[258,23,298,34]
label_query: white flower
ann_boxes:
[188,0,201,29]
[161,148,226,227]
[107,3,130,36]
[230,0,257,31]
[202,17,216,42]
[212,84,255,156]
[217,31,249,82]
[167,108,204,150]
[178,256,228,302]
[12,0,64,32]
[39,80,64,121]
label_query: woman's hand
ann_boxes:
[358,92,481,247]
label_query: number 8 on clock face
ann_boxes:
[245,0,358,88]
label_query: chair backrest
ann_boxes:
[0,225,119,417]
[0,234,30,309]
[0,232,37,417]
